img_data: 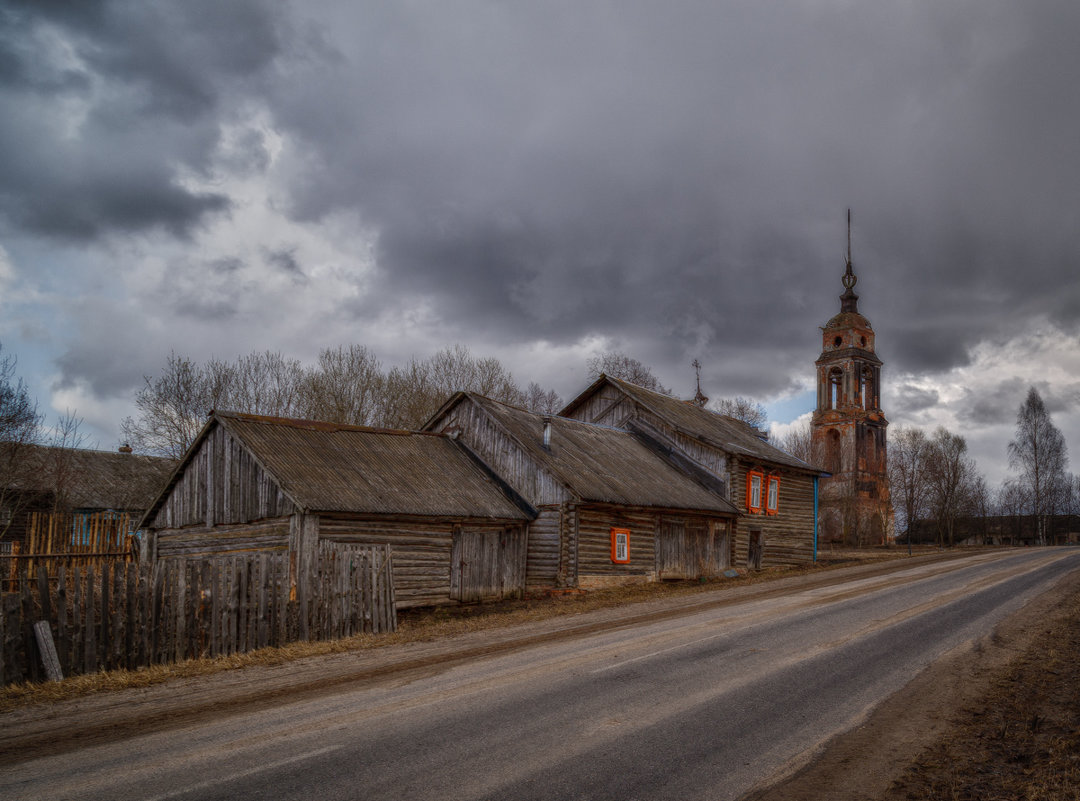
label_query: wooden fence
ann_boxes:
[3,511,137,591]
[0,544,396,686]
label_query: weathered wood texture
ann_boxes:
[731,461,816,567]
[656,515,731,579]
[0,545,396,686]
[449,525,527,603]
[526,506,560,588]
[562,388,730,478]
[319,514,526,608]
[2,512,137,591]
[151,424,294,530]
[575,505,657,583]
[153,518,290,559]
[433,402,570,505]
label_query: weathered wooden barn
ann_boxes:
[561,375,824,567]
[138,412,535,608]
[424,393,740,589]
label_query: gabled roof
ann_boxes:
[141,412,534,526]
[1,442,174,511]
[561,375,822,474]
[432,393,739,514]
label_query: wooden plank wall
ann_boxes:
[0,545,396,686]
[318,514,524,608]
[154,518,290,559]
[152,424,293,530]
[435,401,569,506]
[655,515,730,579]
[449,526,527,603]
[575,504,657,585]
[731,461,816,567]
[561,389,729,481]
[526,506,560,588]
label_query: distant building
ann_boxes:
[811,218,891,545]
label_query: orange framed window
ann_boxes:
[766,476,780,515]
[611,527,630,563]
[746,471,764,513]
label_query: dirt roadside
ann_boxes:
[743,563,1080,801]
[1,548,1066,799]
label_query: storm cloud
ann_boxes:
[2,0,1079,484]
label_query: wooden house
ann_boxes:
[138,412,535,608]
[0,443,174,547]
[560,375,824,567]
[424,393,740,589]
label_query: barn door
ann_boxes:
[658,517,725,579]
[451,527,526,602]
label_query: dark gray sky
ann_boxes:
[2,0,1079,485]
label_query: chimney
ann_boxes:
[542,417,552,448]
[118,443,133,454]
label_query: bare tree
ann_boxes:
[587,352,672,395]
[925,427,979,547]
[776,422,813,463]
[43,409,89,514]
[299,344,382,426]
[888,426,930,541]
[1008,386,1068,545]
[231,351,304,417]
[382,345,527,430]
[524,382,562,415]
[712,397,768,430]
[120,352,226,459]
[0,344,43,538]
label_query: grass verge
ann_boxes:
[884,590,1080,801]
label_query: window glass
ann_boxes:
[766,477,780,514]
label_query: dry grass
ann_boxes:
[885,594,1080,801]
[0,549,912,712]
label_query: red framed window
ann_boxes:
[746,471,764,513]
[611,527,630,563]
[766,476,780,515]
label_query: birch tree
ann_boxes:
[1008,386,1068,544]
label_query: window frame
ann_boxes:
[746,470,764,514]
[610,527,630,563]
[765,475,780,515]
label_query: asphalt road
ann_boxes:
[3,548,1077,801]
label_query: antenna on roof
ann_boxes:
[692,359,708,408]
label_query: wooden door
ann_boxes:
[450,526,527,602]
[657,517,725,579]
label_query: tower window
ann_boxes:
[829,368,843,409]
[833,336,842,347]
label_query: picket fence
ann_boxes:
[0,544,396,686]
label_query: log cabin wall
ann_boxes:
[150,424,292,530]
[154,517,291,559]
[434,401,570,506]
[318,513,526,608]
[574,504,658,588]
[730,460,816,567]
[527,506,561,588]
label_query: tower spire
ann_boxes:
[840,208,859,313]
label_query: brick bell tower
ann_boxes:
[811,212,890,545]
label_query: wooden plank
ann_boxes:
[83,565,96,675]
[33,620,63,682]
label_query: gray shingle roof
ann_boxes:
[215,412,532,519]
[562,375,821,473]
[458,394,739,514]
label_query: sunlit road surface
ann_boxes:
[3,548,1077,801]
